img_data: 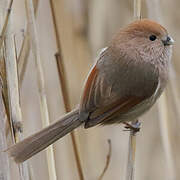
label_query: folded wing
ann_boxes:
[80,48,159,128]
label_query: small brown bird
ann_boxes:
[7,19,174,163]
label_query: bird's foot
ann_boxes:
[123,121,141,133]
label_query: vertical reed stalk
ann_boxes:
[0,5,11,180]
[133,0,141,20]
[98,139,112,180]
[4,12,30,180]
[50,0,84,179]
[0,0,12,139]
[55,53,84,180]
[24,0,57,179]
[125,127,137,180]
[0,77,10,180]
[18,0,39,87]
[125,1,141,180]
[0,0,13,50]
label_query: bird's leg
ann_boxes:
[123,120,141,132]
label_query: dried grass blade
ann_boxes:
[125,0,141,179]
[24,0,57,179]
[50,0,84,179]
[4,16,30,180]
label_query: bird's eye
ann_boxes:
[149,35,157,41]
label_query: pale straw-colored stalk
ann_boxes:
[24,0,57,179]
[0,3,11,179]
[4,10,30,180]
[0,75,10,180]
[125,1,141,180]
[18,0,39,87]
[50,0,84,179]
[98,139,112,180]
[0,0,13,51]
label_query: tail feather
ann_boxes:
[7,109,82,163]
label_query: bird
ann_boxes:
[6,19,174,163]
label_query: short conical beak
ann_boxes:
[162,36,174,46]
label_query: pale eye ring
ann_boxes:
[149,35,157,41]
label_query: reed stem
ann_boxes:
[24,0,57,179]
[125,1,141,179]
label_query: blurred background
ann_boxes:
[1,0,180,179]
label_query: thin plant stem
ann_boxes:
[125,1,141,180]
[0,2,11,179]
[24,0,57,179]
[125,128,137,180]
[18,31,30,86]
[18,0,39,87]
[0,0,13,50]
[13,35,18,61]
[49,0,84,179]
[55,53,84,180]
[133,0,141,20]
[4,16,30,180]
[98,139,112,180]
[0,82,10,180]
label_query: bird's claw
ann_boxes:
[123,121,141,133]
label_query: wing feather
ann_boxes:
[85,96,145,128]
[80,47,159,128]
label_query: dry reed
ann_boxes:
[24,0,57,179]
[125,1,141,180]
[18,0,39,87]
[98,139,112,180]
[4,9,30,180]
[0,75,10,180]
[50,0,85,179]
[0,0,13,50]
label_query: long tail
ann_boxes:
[7,109,82,163]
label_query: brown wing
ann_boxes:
[80,64,99,111]
[80,64,147,128]
[85,96,145,128]
[80,48,159,128]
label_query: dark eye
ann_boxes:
[149,35,157,41]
